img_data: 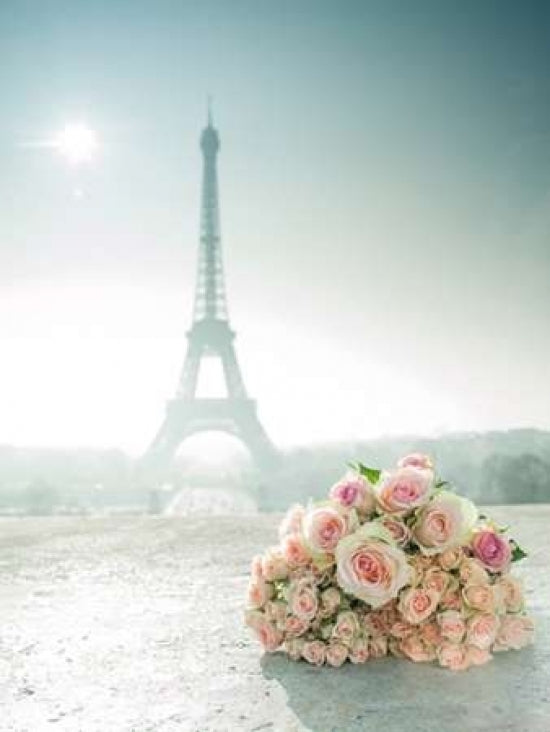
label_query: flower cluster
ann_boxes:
[245,454,534,671]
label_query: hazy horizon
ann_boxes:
[1,1,549,455]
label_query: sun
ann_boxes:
[55,123,99,164]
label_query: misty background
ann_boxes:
[1,0,549,513]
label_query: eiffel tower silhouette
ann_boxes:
[146,110,277,475]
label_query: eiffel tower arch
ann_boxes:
[144,110,278,487]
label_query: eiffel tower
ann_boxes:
[146,110,277,475]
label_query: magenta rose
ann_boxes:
[471,530,512,573]
[329,473,375,514]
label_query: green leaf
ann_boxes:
[354,462,382,485]
[435,480,449,490]
[511,542,528,562]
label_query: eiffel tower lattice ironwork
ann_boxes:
[146,111,277,471]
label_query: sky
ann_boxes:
[0,0,549,454]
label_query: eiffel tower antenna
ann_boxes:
[145,113,278,484]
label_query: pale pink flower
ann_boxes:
[247,579,273,609]
[390,620,416,639]
[278,503,306,540]
[254,619,283,652]
[303,503,354,555]
[349,635,370,664]
[281,533,311,568]
[440,589,462,611]
[462,584,496,613]
[437,642,469,671]
[414,492,477,555]
[376,466,434,514]
[437,610,466,643]
[493,615,535,651]
[244,608,265,631]
[459,557,490,586]
[368,634,388,658]
[326,641,348,667]
[471,530,512,574]
[329,472,375,514]
[286,577,318,621]
[466,613,500,650]
[398,587,439,625]
[400,633,436,663]
[422,567,449,597]
[250,554,263,579]
[320,587,341,615]
[261,548,289,581]
[264,600,287,628]
[332,610,360,645]
[378,516,412,547]
[465,645,492,666]
[302,639,326,666]
[438,547,464,571]
[398,453,434,470]
[419,621,442,646]
[335,523,411,608]
[496,575,524,613]
[284,614,309,637]
[284,637,305,660]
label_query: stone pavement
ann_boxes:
[0,507,549,732]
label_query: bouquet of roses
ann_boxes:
[245,454,534,671]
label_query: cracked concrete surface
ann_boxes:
[0,507,549,731]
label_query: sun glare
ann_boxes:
[55,123,98,164]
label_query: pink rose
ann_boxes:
[284,614,309,637]
[471,530,512,574]
[422,567,449,597]
[414,492,477,555]
[459,557,489,586]
[254,619,283,652]
[398,587,439,625]
[390,620,416,639]
[247,579,273,609]
[493,615,534,652]
[466,613,499,650]
[326,641,348,667]
[278,503,305,539]
[284,637,305,660]
[438,547,464,571]
[437,610,466,643]
[400,633,436,663]
[440,589,462,611]
[303,503,353,555]
[250,555,263,579]
[398,453,434,470]
[465,645,492,666]
[335,523,411,608]
[368,634,388,658]
[261,548,289,581]
[264,600,287,628]
[329,473,375,514]
[378,516,412,547]
[496,575,524,613]
[462,584,496,613]
[320,587,341,615]
[376,466,433,514]
[419,621,442,646]
[349,635,370,664]
[286,578,318,621]
[282,533,311,567]
[437,642,469,671]
[332,611,360,645]
[302,639,326,666]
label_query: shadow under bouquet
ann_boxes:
[245,454,534,670]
